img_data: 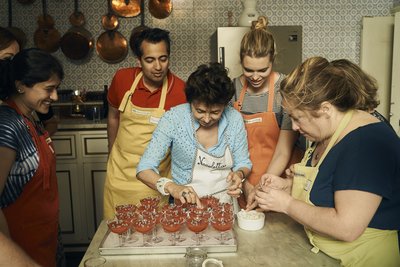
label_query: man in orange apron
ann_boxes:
[103,28,186,219]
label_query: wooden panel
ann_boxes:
[57,169,74,233]
[81,133,108,159]
[52,134,76,159]
[83,163,107,240]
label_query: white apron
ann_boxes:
[186,117,234,204]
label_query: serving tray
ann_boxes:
[99,224,237,255]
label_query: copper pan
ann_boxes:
[148,0,172,19]
[111,0,140,18]
[33,0,60,53]
[129,0,148,53]
[7,0,27,48]
[96,0,128,64]
[60,0,93,60]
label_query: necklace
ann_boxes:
[313,140,329,161]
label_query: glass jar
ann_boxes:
[185,247,207,267]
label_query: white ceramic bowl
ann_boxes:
[236,210,265,231]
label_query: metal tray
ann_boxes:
[99,224,237,255]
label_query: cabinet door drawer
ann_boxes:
[52,134,76,160]
[81,132,108,160]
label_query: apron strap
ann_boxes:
[300,110,354,166]
[118,71,170,112]
[119,71,143,112]
[266,72,276,112]
[316,110,354,167]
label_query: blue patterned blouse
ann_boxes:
[137,103,252,184]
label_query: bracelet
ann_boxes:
[156,177,173,196]
[237,169,246,182]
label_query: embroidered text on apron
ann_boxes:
[103,72,171,219]
[186,116,233,204]
[292,110,400,267]
[2,100,59,267]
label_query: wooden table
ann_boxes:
[79,212,340,267]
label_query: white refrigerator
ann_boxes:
[212,26,302,79]
[360,12,400,135]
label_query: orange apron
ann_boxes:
[103,72,171,219]
[2,100,59,267]
[233,73,280,207]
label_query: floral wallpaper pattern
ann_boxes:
[0,0,396,91]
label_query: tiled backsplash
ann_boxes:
[0,0,394,91]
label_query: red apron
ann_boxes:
[2,100,59,267]
[234,73,280,208]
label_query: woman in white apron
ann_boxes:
[137,63,252,206]
[254,57,400,266]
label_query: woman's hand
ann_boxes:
[243,182,259,211]
[260,173,292,194]
[284,164,295,180]
[255,185,292,214]
[165,182,202,207]
[226,171,244,198]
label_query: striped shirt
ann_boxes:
[0,106,39,208]
[232,73,292,130]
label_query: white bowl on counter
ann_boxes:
[237,209,265,231]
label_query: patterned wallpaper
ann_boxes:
[0,0,395,91]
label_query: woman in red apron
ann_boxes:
[0,48,64,267]
[255,57,400,266]
[232,16,304,209]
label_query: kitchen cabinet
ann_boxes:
[52,129,108,251]
[360,12,400,134]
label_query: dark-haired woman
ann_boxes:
[0,48,63,267]
[137,63,252,206]
[0,27,59,136]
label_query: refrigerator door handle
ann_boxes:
[219,47,225,68]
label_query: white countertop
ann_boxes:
[79,213,340,267]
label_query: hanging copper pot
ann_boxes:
[6,0,27,48]
[148,0,172,19]
[129,0,148,53]
[111,0,141,18]
[96,0,128,64]
[60,0,94,60]
[33,0,61,53]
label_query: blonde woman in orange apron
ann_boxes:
[137,63,251,206]
[232,16,304,210]
[104,28,186,219]
[255,57,400,267]
[0,49,64,267]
